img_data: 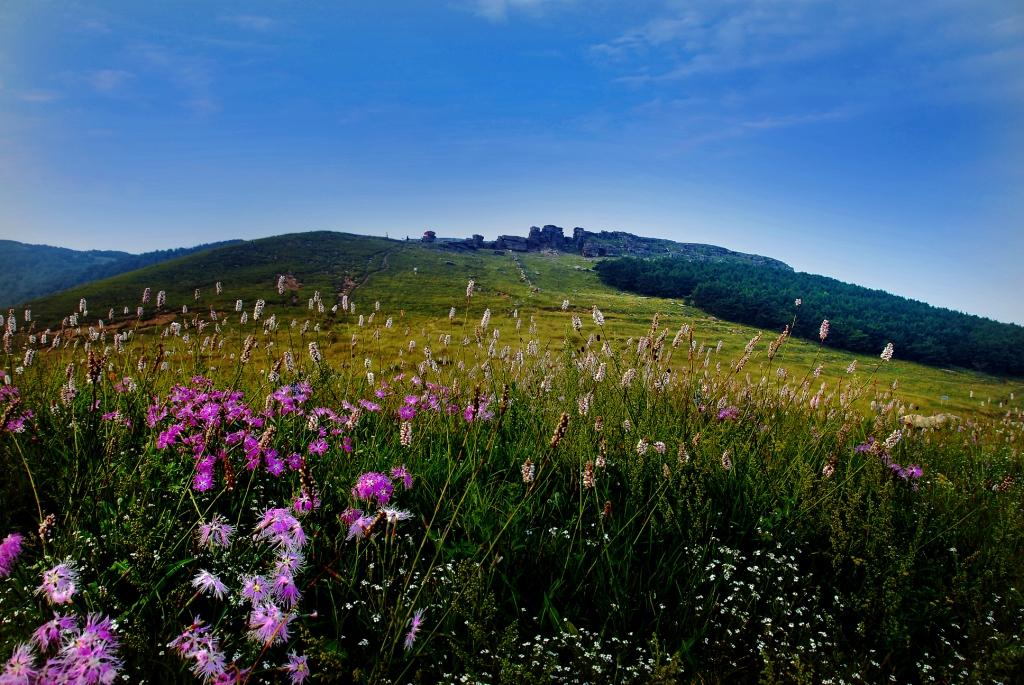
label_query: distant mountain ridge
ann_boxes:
[0,238,243,307]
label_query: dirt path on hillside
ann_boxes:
[344,245,399,298]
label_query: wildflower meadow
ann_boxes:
[1,271,1022,684]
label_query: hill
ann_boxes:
[595,256,1024,377]
[14,230,1022,417]
[3,235,1022,684]
[0,238,243,307]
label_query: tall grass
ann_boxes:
[1,278,1021,683]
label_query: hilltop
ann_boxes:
[425,224,792,269]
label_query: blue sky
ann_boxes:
[1,1,1022,323]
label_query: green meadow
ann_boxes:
[1,231,1021,682]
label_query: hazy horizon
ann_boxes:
[2,1,1022,323]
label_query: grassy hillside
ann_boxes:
[596,256,1024,376]
[2,231,1022,681]
[0,238,241,307]
[16,230,1023,418]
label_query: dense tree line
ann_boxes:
[596,257,1024,376]
[0,239,241,307]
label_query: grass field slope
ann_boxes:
[18,230,1022,418]
[1,230,1022,682]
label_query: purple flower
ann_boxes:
[391,466,413,491]
[346,515,378,541]
[854,437,875,453]
[2,644,37,683]
[274,551,304,578]
[307,438,328,456]
[717,406,741,421]
[0,532,24,577]
[192,570,228,600]
[352,472,394,506]
[37,613,121,683]
[191,647,228,682]
[339,508,362,526]
[38,562,78,605]
[197,515,234,550]
[193,467,215,492]
[292,491,320,514]
[169,618,228,682]
[273,573,301,607]
[197,402,221,424]
[283,653,310,684]
[265,452,286,477]
[382,508,413,526]
[247,603,294,646]
[397,405,416,420]
[358,399,381,412]
[33,613,77,651]
[169,618,214,657]
[255,508,307,550]
[156,424,184,449]
[80,613,117,644]
[404,609,425,650]
[241,575,270,605]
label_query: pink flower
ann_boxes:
[0,532,24,577]
[283,653,310,684]
[404,609,425,650]
[241,575,270,605]
[352,472,394,506]
[390,466,413,490]
[255,508,307,550]
[33,613,77,650]
[346,514,378,541]
[247,603,294,646]
[273,573,301,607]
[2,644,38,682]
[38,562,78,605]
[192,570,228,599]
[197,515,234,550]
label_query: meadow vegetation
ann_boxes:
[1,233,1022,683]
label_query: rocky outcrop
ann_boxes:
[495,235,529,251]
[428,224,792,270]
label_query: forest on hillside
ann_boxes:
[0,239,241,307]
[596,256,1024,376]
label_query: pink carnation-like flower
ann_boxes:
[352,472,394,505]
[38,561,78,605]
[0,532,24,577]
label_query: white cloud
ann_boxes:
[87,69,133,94]
[469,0,572,22]
[127,43,221,115]
[18,89,62,103]
[220,15,276,32]
[586,0,1024,153]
